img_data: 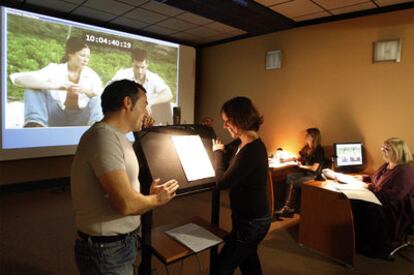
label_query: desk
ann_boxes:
[151,217,228,265]
[298,180,355,266]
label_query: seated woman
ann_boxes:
[352,137,414,258]
[276,128,325,217]
[10,37,103,127]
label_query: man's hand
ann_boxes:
[151,179,179,206]
[150,178,161,195]
[212,139,224,151]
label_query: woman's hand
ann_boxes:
[64,82,96,97]
[367,182,377,192]
[142,115,155,128]
[212,139,224,151]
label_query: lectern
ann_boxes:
[133,125,221,275]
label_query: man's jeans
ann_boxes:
[24,89,103,127]
[74,233,138,275]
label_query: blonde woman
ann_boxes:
[352,137,414,258]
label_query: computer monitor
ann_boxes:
[333,142,364,172]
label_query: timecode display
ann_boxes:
[85,34,132,49]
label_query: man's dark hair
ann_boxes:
[101,80,146,115]
[221,96,263,131]
[131,48,147,62]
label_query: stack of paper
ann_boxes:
[323,170,382,206]
[165,223,223,253]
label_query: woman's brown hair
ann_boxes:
[221,97,263,131]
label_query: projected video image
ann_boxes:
[4,8,178,129]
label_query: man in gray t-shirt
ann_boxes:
[71,79,179,275]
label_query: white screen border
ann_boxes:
[0,7,195,161]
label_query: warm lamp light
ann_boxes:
[269,148,297,168]
[279,150,296,160]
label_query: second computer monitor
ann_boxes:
[334,142,364,172]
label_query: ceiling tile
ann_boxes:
[157,18,196,31]
[204,22,241,33]
[72,6,117,21]
[169,31,203,41]
[331,2,377,15]
[210,32,239,40]
[228,29,248,36]
[255,0,293,7]
[170,31,234,45]
[26,0,77,12]
[143,24,177,35]
[191,36,217,45]
[292,10,331,21]
[184,26,220,38]
[176,12,214,25]
[116,0,148,6]
[124,7,167,24]
[84,0,134,15]
[313,0,369,10]
[270,0,325,18]
[374,0,414,6]
[140,1,184,16]
[110,16,149,29]
[58,0,86,4]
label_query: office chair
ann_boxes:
[388,223,414,259]
[315,158,332,181]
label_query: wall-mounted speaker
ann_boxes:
[266,50,281,70]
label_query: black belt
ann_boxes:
[77,231,132,244]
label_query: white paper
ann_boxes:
[165,223,223,252]
[330,180,367,190]
[325,179,382,206]
[323,169,368,188]
[339,189,382,206]
[335,173,368,188]
[171,135,215,181]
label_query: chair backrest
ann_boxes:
[322,145,334,160]
[315,158,332,180]
[411,154,414,169]
[267,170,274,216]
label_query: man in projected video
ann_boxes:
[9,37,103,127]
[111,48,173,124]
[71,80,178,274]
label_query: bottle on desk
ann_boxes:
[273,148,283,164]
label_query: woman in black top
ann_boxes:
[212,96,270,275]
[276,128,325,217]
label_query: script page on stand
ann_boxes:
[165,223,223,253]
[171,135,215,182]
